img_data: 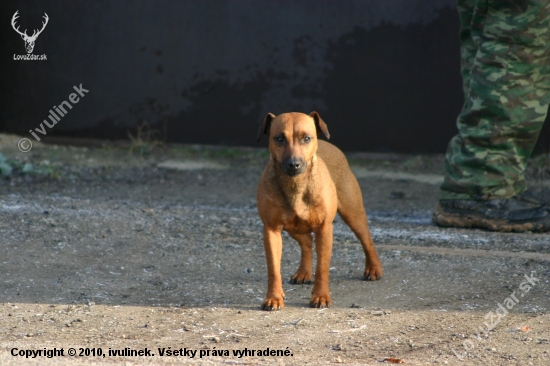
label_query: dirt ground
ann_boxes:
[0,133,549,365]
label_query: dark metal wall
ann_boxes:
[2,0,548,153]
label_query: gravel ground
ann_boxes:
[0,133,549,365]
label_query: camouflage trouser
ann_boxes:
[440,0,550,200]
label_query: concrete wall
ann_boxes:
[2,0,548,153]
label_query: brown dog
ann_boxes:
[256,111,382,310]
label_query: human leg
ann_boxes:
[441,0,550,200]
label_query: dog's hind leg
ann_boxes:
[288,231,313,284]
[336,178,383,281]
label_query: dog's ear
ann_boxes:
[256,113,276,142]
[309,111,330,140]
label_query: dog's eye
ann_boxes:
[274,136,285,144]
[302,136,312,144]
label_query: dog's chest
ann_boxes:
[281,200,323,234]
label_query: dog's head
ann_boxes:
[257,111,330,177]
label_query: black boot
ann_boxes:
[433,196,550,232]
[520,186,550,206]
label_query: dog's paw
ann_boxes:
[309,293,332,308]
[290,270,312,284]
[363,264,383,281]
[261,296,285,311]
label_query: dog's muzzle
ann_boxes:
[281,158,307,177]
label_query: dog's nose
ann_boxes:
[281,158,306,176]
[287,161,301,170]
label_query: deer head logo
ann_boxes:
[11,11,49,54]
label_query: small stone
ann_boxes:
[390,191,405,199]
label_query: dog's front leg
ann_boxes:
[261,225,285,311]
[310,223,333,308]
